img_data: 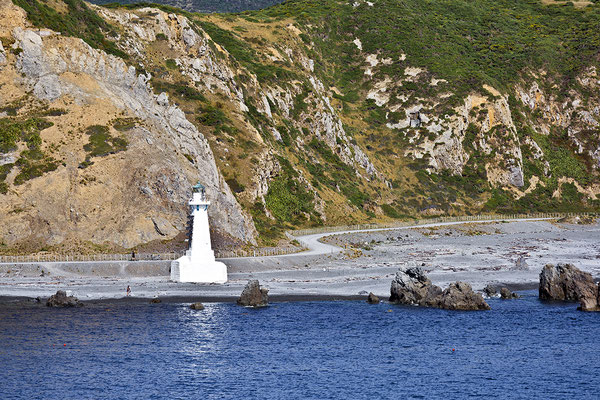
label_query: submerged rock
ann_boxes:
[150,298,162,304]
[367,292,380,304]
[539,263,600,311]
[190,302,205,310]
[500,287,519,299]
[389,268,489,311]
[46,290,83,307]
[237,280,268,307]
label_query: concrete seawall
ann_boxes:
[0,261,172,278]
[0,253,330,278]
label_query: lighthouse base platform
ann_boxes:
[170,254,228,283]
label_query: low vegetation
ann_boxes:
[0,115,59,188]
[12,0,128,59]
[79,125,128,168]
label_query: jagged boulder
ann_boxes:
[237,280,268,307]
[366,292,380,304]
[483,284,497,297]
[539,263,600,311]
[539,263,595,301]
[500,287,519,299]
[579,283,600,312]
[46,290,83,307]
[434,282,491,311]
[389,267,442,305]
[389,268,489,311]
[190,302,205,310]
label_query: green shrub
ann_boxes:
[196,104,229,127]
[197,20,297,83]
[381,203,402,218]
[0,163,13,194]
[249,201,283,244]
[83,125,128,158]
[152,80,207,102]
[0,119,20,152]
[13,0,128,59]
[13,151,58,185]
[112,118,137,132]
[226,177,245,193]
[533,131,589,183]
[0,117,52,152]
[265,177,314,223]
[165,58,177,69]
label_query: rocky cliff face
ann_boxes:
[0,1,254,251]
[0,0,599,252]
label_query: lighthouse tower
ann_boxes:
[170,183,227,283]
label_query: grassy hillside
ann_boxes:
[140,0,600,222]
[258,0,600,92]
[3,0,600,250]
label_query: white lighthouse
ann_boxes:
[170,183,228,283]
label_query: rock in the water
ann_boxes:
[150,298,162,304]
[434,282,491,311]
[389,267,441,305]
[500,287,519,299]
[190,302,205,310]
[483,284,497,297]
[389,268,489,311]
[539,263,600,311]
[539,263,595,301]
[367,292,380,304]
[46,290,83,307]
[237,280,268,307]
[579,282,600,312]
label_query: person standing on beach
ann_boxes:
[126,285,131,297]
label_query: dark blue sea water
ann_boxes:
[1,292,598,399]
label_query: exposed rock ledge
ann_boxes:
[389,267,490,311]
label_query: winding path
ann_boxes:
[220,217,555,260]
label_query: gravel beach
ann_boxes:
[0,219,598,303]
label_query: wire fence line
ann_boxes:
[0,248,306,263]
[0,212,594,264]
[0,252,184,264]
[287,212,595,237]
[215,246,308,259]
